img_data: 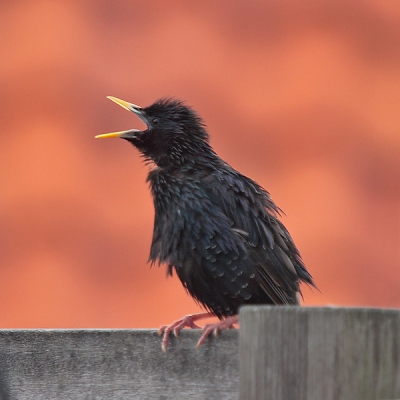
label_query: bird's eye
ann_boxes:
[152,118,159,126]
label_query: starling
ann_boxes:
[96,96,316,350]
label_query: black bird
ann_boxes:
[96,96,316,350]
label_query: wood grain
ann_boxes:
[0,329,238,400]
[239,306,400,400]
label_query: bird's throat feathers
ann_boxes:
[127,98,220,169]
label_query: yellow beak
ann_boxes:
[95,131,129,139]
[95,96,144,139]
[106,96,141,112]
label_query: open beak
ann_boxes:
[95,96,147,139]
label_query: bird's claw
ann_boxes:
[196,315,239,348]
[158,313,211,352]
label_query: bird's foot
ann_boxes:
[158,312,212,352]
[196,315,239,348]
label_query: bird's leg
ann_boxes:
[196,315,239,348]
[158,312,213,352]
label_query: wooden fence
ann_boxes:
[0,307,398,399]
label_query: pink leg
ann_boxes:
[196,315,239,348]
[158,312,213,352]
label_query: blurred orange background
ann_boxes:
[1,0,399,328]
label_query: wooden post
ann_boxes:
[239,306,400,400]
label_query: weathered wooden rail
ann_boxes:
[0,329,238,399]
[0,307,398,399]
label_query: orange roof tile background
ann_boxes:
[1,1,399,328]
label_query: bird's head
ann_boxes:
[96,97,213,168]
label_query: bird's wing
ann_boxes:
[200,167,313,303]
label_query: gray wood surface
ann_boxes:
[239,306,400,400]
[0,329,238,400]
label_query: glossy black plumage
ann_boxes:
[100,98,316,319]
